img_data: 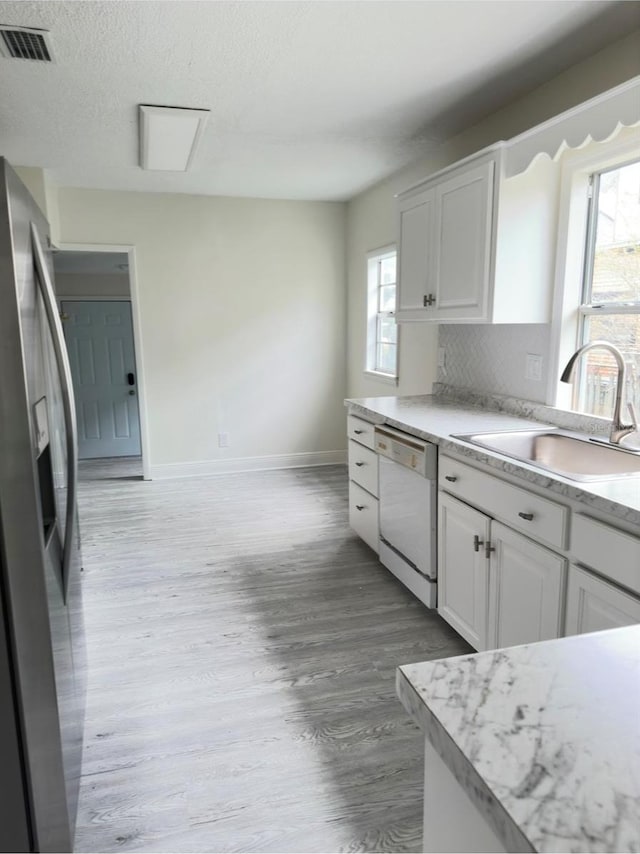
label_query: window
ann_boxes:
[366,247,398,380]
[573,160,640,417]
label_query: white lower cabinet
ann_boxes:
[349,481,379,553]
[438,492,566,651]
[347,416,379,553]
[565,564,640,635]
[487,522,565,649]
[438,493,489,650]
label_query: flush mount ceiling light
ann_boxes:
[138,105,210,171]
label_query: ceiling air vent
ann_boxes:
[0,25,54,61]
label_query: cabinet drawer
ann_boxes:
[439,456,568,549]
[571,514,640,597]
[348,440,378,496]
[349,481,379,554]
[347,414,376,450]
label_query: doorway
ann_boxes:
[54,248,147,474]
[61,300,141,459]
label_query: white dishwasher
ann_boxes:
[374,425,438,608]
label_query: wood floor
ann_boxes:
[74,462,470,853]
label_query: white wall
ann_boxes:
[346,29,640,401]
[55,272,130,298]
[56,190,346,475]
[13,164,60,243]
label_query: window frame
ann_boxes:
[364,245,399,384]
[573,161,640,414]
[548,130,640,411]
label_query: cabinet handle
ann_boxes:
[518,512,534,521]
[485,541,495,559]
[473,535,484,552]
[445,475,457,482]
[355,504,365,511]
[355,461,365,467]
[423,293,436,307]
[354,429,364,435]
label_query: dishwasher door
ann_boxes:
[378,454,437,580]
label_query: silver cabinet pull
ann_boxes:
[354,429,364,435]
[355,504,365,511]
[445,475,457,482]
[485,541,495,559]
[423,293,436,307]
[518,512,534,521]
[473,535,484,552]
[355,461,365,467]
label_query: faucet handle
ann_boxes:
[628,402,639,431]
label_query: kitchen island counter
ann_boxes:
[397,625,640,853]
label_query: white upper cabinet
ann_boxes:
[396,145,559,323]
[433,161,493,321]
[397,188,435,314]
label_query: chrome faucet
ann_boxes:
[560,340,638,445]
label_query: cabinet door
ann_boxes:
[396,189,436,318]
[488,522,565,649]
[565,564,640,636]
[434,160,494,321]
[438,493,490,650]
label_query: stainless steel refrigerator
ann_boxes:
[0,159,86,852]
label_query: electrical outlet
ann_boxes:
[218,432,229,448]
[525,354,543,382]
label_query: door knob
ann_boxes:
[129,389,136,396]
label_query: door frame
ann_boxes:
[55,243,151,480]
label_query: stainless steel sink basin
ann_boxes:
[452,429,640,481]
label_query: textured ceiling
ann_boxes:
[0,0,638,201]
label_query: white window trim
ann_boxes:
[547,130,640,410]
[365,244,399,383]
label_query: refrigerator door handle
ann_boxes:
[30,222,78,601]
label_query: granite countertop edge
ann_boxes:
[396,666,535,854]
[345,394,640,526]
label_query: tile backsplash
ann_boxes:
[437,324,551,403]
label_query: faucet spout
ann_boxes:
[560,340,637,445]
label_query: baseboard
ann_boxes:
[148,450,347,480]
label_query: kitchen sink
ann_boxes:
[452,429,640,481]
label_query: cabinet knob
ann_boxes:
[518,512,534,521]
[355,461,365,467]
[423,293,436,307]
[473,534,484,552]
[445,475,457,482]
[354,429,364,435]
[485,541,495,558]
[355,504,365,511]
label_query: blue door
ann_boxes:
[62,300,141,459]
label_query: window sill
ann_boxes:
[364,370,398,386]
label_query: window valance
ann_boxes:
[504,76,640,178]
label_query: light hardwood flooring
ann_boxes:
[74,462,470,853]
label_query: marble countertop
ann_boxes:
[396,625,640,853]
[345,393,640,527]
